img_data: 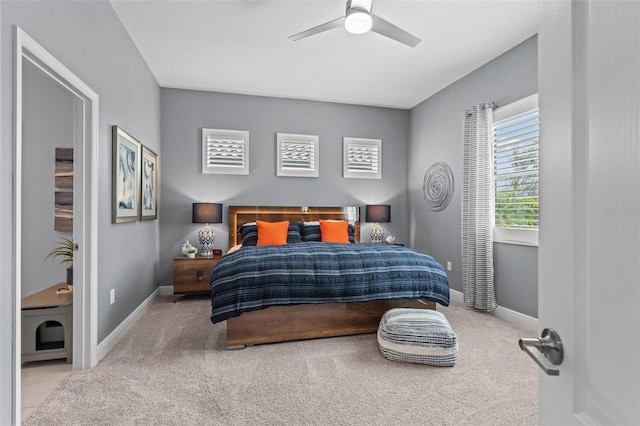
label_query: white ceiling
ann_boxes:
[110,0,539,110]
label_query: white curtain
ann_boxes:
[461,101,497,312]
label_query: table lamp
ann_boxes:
[365,204,390,243]
[192,203,223,257]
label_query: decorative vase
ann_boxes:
[66,266,73,286]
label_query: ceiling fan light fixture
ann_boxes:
[288,0,420,48]
[345,8,372,34]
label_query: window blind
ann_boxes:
[493,106,539,229]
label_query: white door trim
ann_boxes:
[13,26,99,423]
[538,1,640,423]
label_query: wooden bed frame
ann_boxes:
[223,206,437,349]
[228,205,361,246]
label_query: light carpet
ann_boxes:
[24,297,538,425]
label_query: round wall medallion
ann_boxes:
[423,162,454,212]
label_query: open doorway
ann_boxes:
[13,27,99,423]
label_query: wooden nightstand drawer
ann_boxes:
[173,255,221,296]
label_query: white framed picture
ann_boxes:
[276,133,319,178]
[343,137,382,179]
[112,126,141,223]
[141,145,158,220]
[202,128,249,175]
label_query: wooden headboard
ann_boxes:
[228,206,361,247]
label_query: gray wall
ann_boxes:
[1,0,161,349]
[22,60,75,297]
[160,89,410,287]
[409,35,539,318]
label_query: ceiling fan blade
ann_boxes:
[371,14,421,48]
[289,16,346,42]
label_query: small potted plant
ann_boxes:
[44,236,74,291]
[186,247,197,259]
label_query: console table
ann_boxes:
[21,283,73,363]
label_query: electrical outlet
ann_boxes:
[447,261,452,271]
[110,289,115,305]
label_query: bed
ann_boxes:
[211,206,450,349]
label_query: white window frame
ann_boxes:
[276,133,319,178]
[343,137,382,179]
[492,93,539,247]
[202,128,249,175]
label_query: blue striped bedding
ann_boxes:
[210,242,450,323]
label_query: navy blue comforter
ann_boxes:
[210,242,450,323]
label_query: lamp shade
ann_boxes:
[365,205,391,223]
[192,203,223,224]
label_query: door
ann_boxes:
[537,1,640,424]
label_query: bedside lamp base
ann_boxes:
[370,224,384,244]
[198,224,216,257]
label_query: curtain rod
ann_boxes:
[464,101,497,116]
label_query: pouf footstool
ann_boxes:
[377,308,458,366]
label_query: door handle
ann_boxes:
[519,328,564,376]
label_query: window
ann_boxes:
[492,94,539,246]
[202,128,249,175]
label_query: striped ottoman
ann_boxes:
[377,308,458,366]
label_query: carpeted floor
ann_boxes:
[24,297,538,425]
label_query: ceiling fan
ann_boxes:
[288,0,421,48]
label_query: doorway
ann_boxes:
[13,27,99,423]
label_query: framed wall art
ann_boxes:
[112,126,141,223]
[202,128,249,175]
[141,146,158,220]
[343,137,381,179]
[55,147,73,188]
[276,133,319,177]
[54,147,73,231]
[54,191,73,231]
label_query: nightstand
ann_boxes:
[173,254,221,300]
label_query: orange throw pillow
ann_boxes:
[256,220,289,246]
[319,220,350,243]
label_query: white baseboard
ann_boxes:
[158,285,173,296]
[449,289,464,304]
[96,288,159,363]
[449,289,539,331]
